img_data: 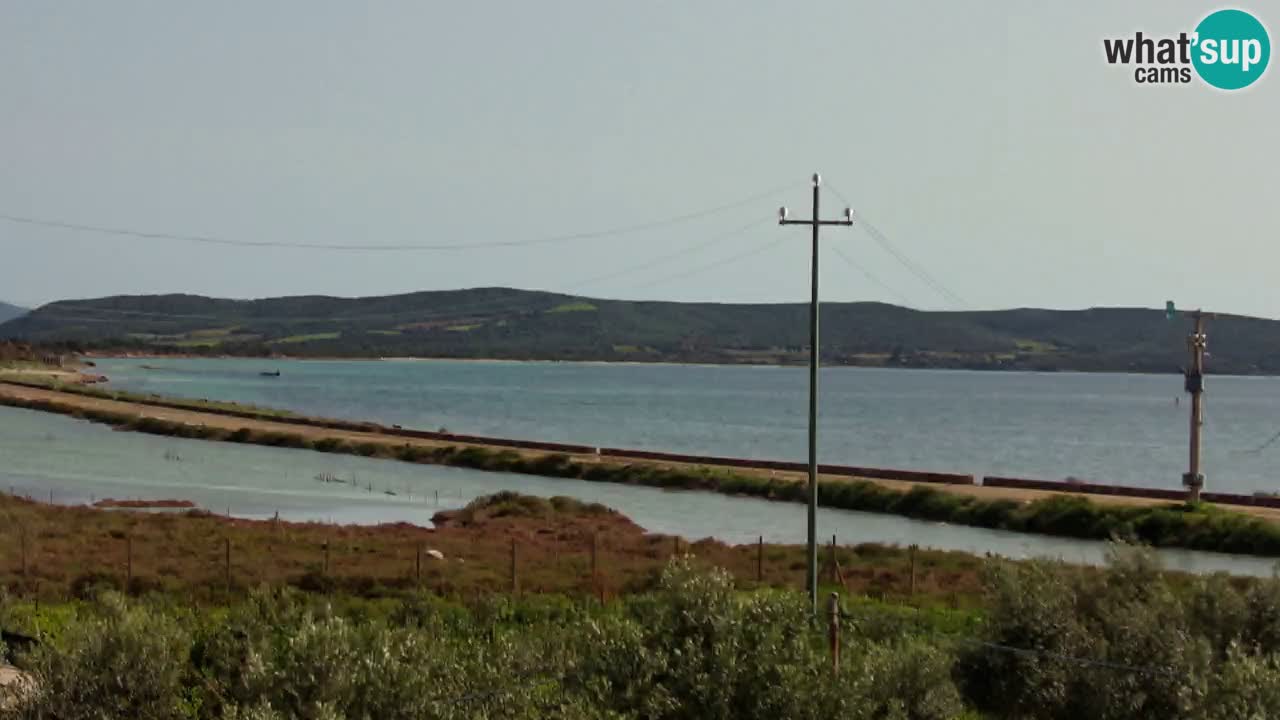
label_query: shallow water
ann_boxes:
[92,357,1280,495]
[2,405,1276,577]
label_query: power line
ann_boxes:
[0,182,796,253]
[28,220,775,327]
[824,182,968,308]
[1240,428,1280,455]
[829,245,914,308]
[567,217,770,291]
[621,234,790,291]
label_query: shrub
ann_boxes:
[13,594,189,719]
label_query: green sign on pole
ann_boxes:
[1166,301,1176,320]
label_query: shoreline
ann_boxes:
[5,379,1280,557]
[84,351,1221,378]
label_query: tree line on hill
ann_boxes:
[2,287,1277,374]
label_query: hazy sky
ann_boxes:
[2,2,1276,316]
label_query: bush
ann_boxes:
[12,594,189,719]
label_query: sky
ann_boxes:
[1,1,1277,317]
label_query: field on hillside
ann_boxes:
[4,287,1271,372]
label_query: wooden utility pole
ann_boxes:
[1183,310,1209,502]
[780,173,854,614]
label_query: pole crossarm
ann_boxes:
[777,173,855,615]
[781,219,855,227]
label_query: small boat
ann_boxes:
[259,370,281,377]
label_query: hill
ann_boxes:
[0,287,1273,373]
[0,301,26,325]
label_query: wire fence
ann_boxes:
[1,485,1193,708]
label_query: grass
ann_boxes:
[268,332,341,345]
[188,327,239,338]
[545,301,597,314]
[1014,338,1058,353]
[5,389,1280,558]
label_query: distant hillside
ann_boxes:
[1,287,1275,374]
[0,301,26,325]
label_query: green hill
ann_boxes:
[0,287,1273,373]
[0,301,26,325]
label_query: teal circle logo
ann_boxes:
[1192,9,1270,90]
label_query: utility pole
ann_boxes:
[1183,310,1209,502]
[780,173,853,614]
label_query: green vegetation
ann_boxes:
[0,488,988,605]
[6,287,1276,372]
[545,301,597,314]
[446,491,612,525]
[5,389,1280,558]
[268,332,341,345]
[7,548,1280,718]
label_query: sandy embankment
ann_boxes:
[2,380,1279,523]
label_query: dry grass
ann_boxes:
[0,492,987,607]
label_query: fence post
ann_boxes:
[126,535,133,590]
[590,533,598,587]
[20,526,27,581]
[909,544,917,598]
[829,534,838,585]
[224,538,232,593]
[510,537,518,594]
[415,542,422,586]
[673,536,679,557]
[757,535,764,583]
[828,592,840,673]
[323,541,330,576]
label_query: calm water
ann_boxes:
[1,405,1276,577]
[93,357,1280,494]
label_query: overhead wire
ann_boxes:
[566,217,771,291]
[0,181,797,253]
[621,233,791,291]
[824,181,969,308]
[25,217,778,328]
[829,245,915,308]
